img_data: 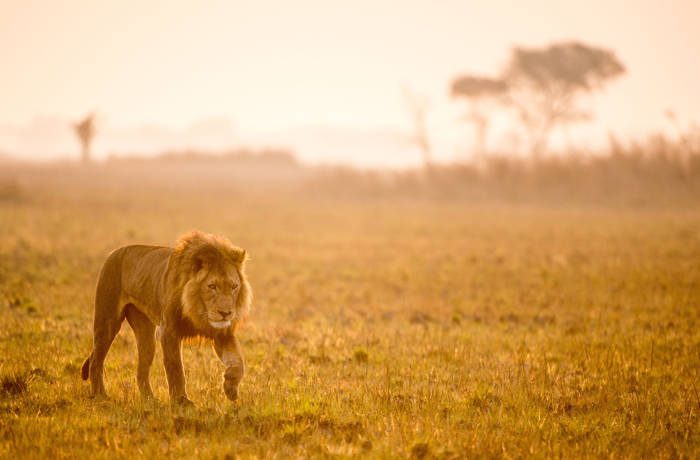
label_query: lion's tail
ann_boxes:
[81,353,92,380]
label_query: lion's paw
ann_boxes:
[223,378,239,401]
[172,395,196,408]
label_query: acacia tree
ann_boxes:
[73,113,96,164]
[503,41,625,157]
[450,76,508,156]
[402,87,433,170]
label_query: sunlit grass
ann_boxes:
[0,179,698,458]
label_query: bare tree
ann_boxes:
[402,87,433,170]
[73,113,97,164]
[450,75,508,156]
[503,41,625,157]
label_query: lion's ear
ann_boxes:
[231,249,248,266]
[229,248,247,265]
[192,246,217,272]
[192,255,205,273]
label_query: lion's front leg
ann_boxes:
[161,329,193,406]
[214,333,245,401]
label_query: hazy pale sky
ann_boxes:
[1,0,699,166]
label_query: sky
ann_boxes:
[1,0,699,167]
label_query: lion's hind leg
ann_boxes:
[89,314,124,397]
[125,304,156,399]
[87,254,126,398]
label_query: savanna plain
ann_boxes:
[0,164,699,458]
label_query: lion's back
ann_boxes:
[119,244,171,292]
[95,244,172,316]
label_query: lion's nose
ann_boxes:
[218,310,232,319]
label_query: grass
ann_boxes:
[0,167,699,458]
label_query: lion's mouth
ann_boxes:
[209,320,231,329]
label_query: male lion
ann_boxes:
[81,231,252,405]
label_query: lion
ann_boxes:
[81,231,252,406]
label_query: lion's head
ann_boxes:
[172,231,252,331]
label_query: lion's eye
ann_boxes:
[208,283,217,291]
[231,284,239,291]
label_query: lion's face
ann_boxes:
[198,267,243,329]
[177,232,252,333]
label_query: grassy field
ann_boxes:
[0,166,699,458]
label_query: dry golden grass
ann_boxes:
[0,167,699,458]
